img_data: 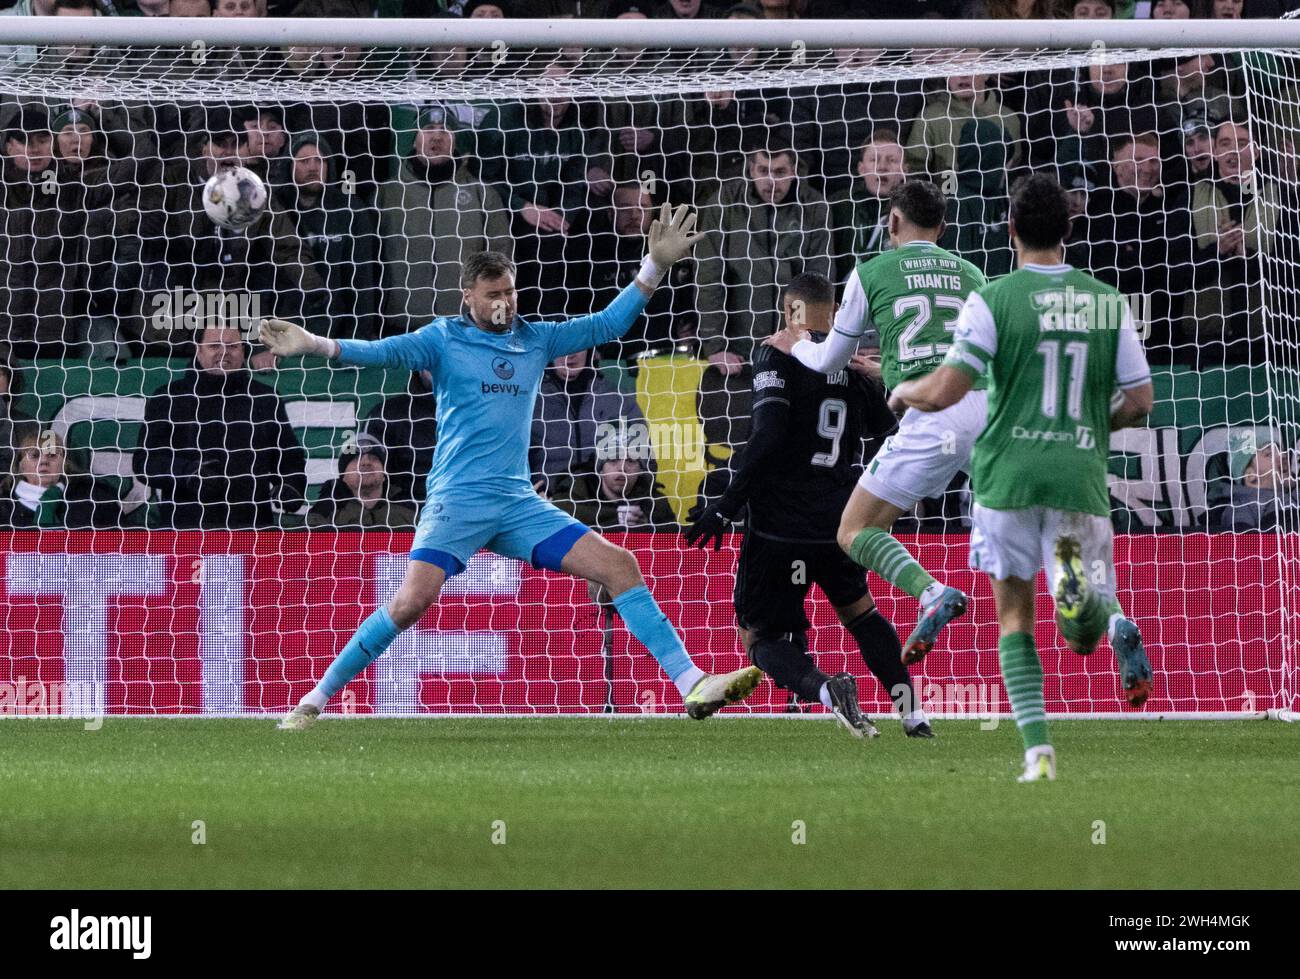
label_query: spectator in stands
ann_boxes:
[363,370,437,509]
[162,105,242,195]
[756,0,802,15]
[1060,164,1099,259]
[134,325,307,529]
[0,105,65,359]
[653,0,725,16]
[601,2,656,72]
[0,361,35,477]
[553,455,679,531]
[168,0,213,12]
[49,99,164,359]
[276,132,382,340]
[213,0,259,14]
[1151,0,1191,15]
[1156,54,1244,149]
[482,58,611,314]
[663,87,769,206]
[694,133,833,371]
[377,104,512,330]
[1200,0,1242,15]
[530,347,649,498]
[237,105,292,190]
[830,128,907,279]
[1168,110,1220,191]
[1217,440,1298,532]
[791,48,924,203]
[906,64,1020,276]
[278,47,392,203]
[1071,0,1113,15]
[905,58,1023,178]
[594,85,678,202]
[571,182,695,354]
[1023,60,1157,181]
[0,423,124,530]
[1189,118,1280,364]
[307,433,416,530]
[289,0,369,15]
[961,0,1062,16]
[49,106,125,361]
[155,108,328,347]
[1074,132,1193,360]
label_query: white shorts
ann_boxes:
[858,389,988,511]
[968,504,1117,603]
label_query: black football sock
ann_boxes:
[847,608,915,716]
[749,636,829,704]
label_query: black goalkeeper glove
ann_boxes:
[684,504,734,551]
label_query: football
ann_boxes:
[202,165,268,231]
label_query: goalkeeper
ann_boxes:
[263,205,762,729]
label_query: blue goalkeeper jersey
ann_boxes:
[335,282,649,499]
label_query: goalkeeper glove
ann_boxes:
[683,503,735,551]
[258,318,338,360]
[638,203,707,288]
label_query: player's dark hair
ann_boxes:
[784,272,835,307]
[888,180,947,231]
[461,250,517,288]
[1009,173,1072,251]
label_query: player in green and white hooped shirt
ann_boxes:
[767,181,985,679]
[891,175,1156,782]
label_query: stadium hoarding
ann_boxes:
[0,530,1289,717]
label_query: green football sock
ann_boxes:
[999,632,1049,751]
[848,526,936,601]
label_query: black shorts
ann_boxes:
[733,531,870,638]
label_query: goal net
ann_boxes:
[0,17,1296,719]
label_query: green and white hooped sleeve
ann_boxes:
[942,291,995,380]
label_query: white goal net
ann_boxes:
[0,17,1296,719]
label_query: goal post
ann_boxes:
[0,17,1296,720]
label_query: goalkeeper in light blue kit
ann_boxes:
[262,205,762,729]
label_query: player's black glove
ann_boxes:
[684,504,734,551]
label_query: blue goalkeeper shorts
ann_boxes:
[410,486,590,578]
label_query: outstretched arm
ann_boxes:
[259,318,440,372]
[547,204,707,360]
[765,272,869,373]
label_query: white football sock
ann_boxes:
[1107,612,1125,641]
[818,683,833,709]
[919,581,945,607]
[302,687,329,710]
[673,666,705,698]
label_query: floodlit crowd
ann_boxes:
[0,0,1296,532]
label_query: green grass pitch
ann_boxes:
[2,717,1296,889]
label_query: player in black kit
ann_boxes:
[685,273,933,738]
